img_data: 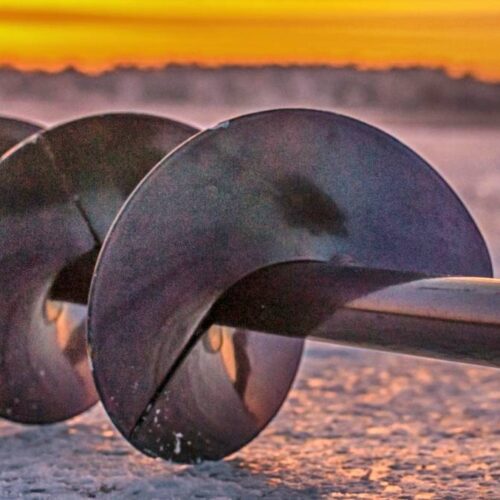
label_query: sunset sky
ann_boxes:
[1,1,500,80]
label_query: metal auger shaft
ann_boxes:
[211,262,500,367]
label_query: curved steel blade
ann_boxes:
[0,116,42,157]
[88,109,490,462]
[0,113,198,423]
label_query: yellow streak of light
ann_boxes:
[0,1,499,80]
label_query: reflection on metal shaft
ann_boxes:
[212,262,500,368]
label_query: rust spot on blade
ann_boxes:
[273,174,347,236]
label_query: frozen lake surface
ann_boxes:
[0,104,498,498]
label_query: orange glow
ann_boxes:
[0,1,499,80]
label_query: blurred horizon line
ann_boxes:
[1,62,500,86]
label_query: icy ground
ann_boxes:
[0,345,499,499]
[0,105,498,498]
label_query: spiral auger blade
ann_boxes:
[0,112,198,424]
[88,109,492,463]
[0,108,497,469]
[0,116,43,156]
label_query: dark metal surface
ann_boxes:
[89,109,491,463]
[0,113,197,424]
[212,263,500,366]
[0,116,42,157]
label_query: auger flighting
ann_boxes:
[0,110,498,464]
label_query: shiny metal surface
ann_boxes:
[89,109,491,463]
[0,113,197,424]
[212,263,500,367]
[0,116,42,156]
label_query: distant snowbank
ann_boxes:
[1,65,499,116]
